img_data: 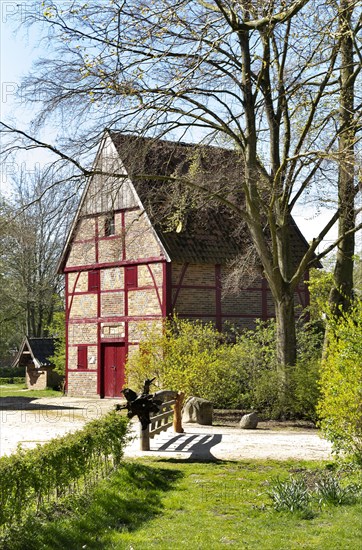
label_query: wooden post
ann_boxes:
[140,424,150,451]
[173,391,184,433]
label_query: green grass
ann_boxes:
[0,383,62,398]
[3,459,362,550]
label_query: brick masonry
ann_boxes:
[67,371,98,397]
[63,140,311,397]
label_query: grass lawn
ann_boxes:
[6,458,362,550]
[0,383,62,398]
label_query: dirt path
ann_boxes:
[0,396,333,461]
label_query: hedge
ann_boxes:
[0,411,129,531]
[0,377,25,385]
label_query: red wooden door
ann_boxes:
[101,343,125,398]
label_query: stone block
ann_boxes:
[182,396,213,425]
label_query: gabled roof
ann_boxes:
[12,337,55,369]
[109,132,246,264]
[58,130,314,271]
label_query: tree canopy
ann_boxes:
[1,0,361,370]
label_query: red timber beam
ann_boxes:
[215,264,222,331]
[162,261,172,317]
[171,263,189,310]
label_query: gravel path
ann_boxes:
[0,396,332,461]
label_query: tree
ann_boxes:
[0,167,75,362]
[47,307,66,377]
[328,0,360,316]
[1,1,361,379]
[0,199,22,364]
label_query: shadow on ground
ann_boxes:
[0,397,80,411]
[157,433,223,461]
[1,462,183,550]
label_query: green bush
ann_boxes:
[0,377,25,385]
[47,310,66,377]
[126,318,225,400]
[0,411,129,532]
[126,317,322,419]
[317,301,362,463]
[0,367,25,378]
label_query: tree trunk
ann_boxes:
[275,292,297,368]
[329,0,356,316]
[274,289,297,416]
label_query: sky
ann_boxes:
[0,1,354,257]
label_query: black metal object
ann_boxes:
[116,378,162,430]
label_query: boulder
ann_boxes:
[182,396,213,425]
[239,412,259,429]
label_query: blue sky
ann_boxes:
[0,1,341,254]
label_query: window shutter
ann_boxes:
[77,346,88,370]
[88,270,100,291]
[125,266,138,289]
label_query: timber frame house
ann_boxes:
[58,131,311,398]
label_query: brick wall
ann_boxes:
[68,272,88,293]
[125,210,163,260]
[98,238,123,263]
[128,288,162,316]
[67,371,98,397]
[221,288,263,317]
[170,262,310,329]
[101,268,124,290]
[67,241,96,267]
[68,344,98,371]
[138,263,163,287]
[26,366,47,390]
[75,217,96,240]
[174,287,216,315]
[69,294,97,319]
[101,292,125,317]
[68,323,97,347]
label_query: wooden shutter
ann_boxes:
[125,265,138,289]
[88,270,100,291]
[77,346,88,370]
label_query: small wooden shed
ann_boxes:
[12,337,62,390]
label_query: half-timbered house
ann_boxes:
[58,131,311,398]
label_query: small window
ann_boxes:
[77,346,88,370]
[125,265,138,289]
[104,214,115,236]
[88,270,100,292]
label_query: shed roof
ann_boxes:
[12,337,55,369]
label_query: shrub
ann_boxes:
[126,317,322,419]
[0,377,25,385]
[126,318,225,400]
[47,310,66,377]
[317,301,362,463]
[0,367,25,378]
[0,411,129,533]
